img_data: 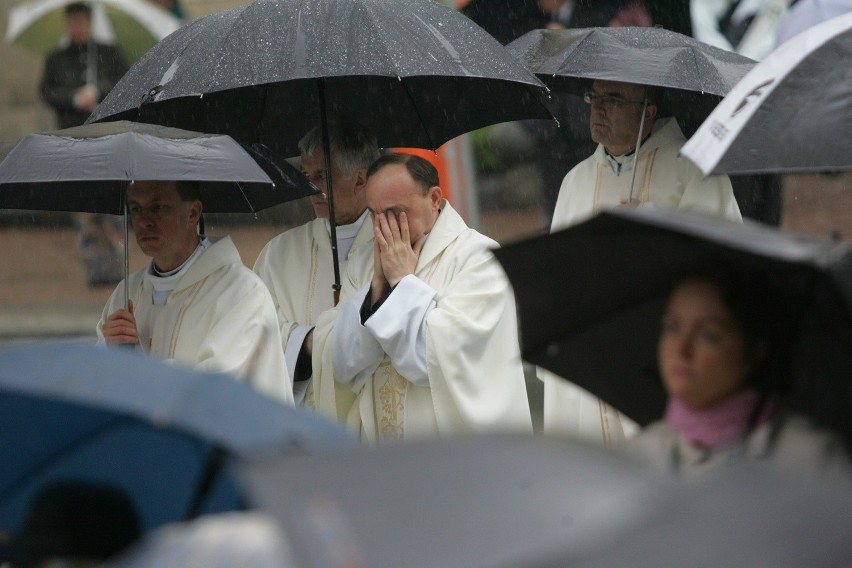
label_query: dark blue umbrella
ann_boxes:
[0,342,353,542]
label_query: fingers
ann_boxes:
[103,309,140,345]
[128,299,134,315]
[399,211,410,246]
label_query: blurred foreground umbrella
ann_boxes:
[238,435,670,568]
[0,120,318,304]
[494,208,852,442]
[0,342,352,546]
[5,0,181,61]
[543,462,852,568]
[681,12,852,175]
[86,0,552,300]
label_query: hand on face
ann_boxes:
[373,210,423,288]
[102,300,139,346]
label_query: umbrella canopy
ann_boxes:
[506,26,755,123]
[493,208,852,440]
[0,342,353,543]
[681,12,852,175]
[5,0,182,62]
[539,462,852,568]
[86,0,552,157]
[0,120,318,214]
[238,434,671,568]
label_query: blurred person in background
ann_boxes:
[39,2,130,288]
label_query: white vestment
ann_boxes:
[545,117,743,446]
[253,214,374,401]
[312,201,532,444]
[97,236,293,403]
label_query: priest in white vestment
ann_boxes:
[545,80,743,446]
[253,119,380,404]
[97,180,292,404]
[312,153,533,444]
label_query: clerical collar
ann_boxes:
[604,129,654,161]
[145,237,211,305]
[326,210,369,260]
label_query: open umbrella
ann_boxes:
[6,0,182,62]
[681,12,852,175]
[86,0,552,299]
[237,434,671,568]
[0,120,318,304]
[0,342,353,544]
[493,207,852,442]
[506,26,756,122]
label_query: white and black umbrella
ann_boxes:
[681,12,852,175]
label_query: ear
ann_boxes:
[429,185,442,211]
[188,200,203,225]
[646,102,658,122]
[353,168,368,193]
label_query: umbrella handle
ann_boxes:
[123,184,130,311]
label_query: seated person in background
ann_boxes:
[624,270,852,479]
[97,180,292,403]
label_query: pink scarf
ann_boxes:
[664,390,777,449]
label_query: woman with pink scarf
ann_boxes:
[624,271,852,480]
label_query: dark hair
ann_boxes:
[5,479,142,563]
[175,180,201,202]
[672,267,794,398]
[65,2,91,17]
[366,153,439,194]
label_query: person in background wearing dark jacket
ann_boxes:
[38,2,130,288]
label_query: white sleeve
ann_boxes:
[331,283,385,392]
[364,275,437,387]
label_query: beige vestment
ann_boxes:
[98,237,292,403]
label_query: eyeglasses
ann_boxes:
[583,92,645,109]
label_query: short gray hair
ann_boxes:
[298,118,380,177]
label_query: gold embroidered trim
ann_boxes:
[168,277,208,358]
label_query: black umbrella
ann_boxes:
[238,434,672,568]
[681,12,852,175]
[506,26,755,127]
[493,208,852,442]
[86,0,552,299]
[0,120,318,305]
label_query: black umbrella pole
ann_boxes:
[318,80,342,305]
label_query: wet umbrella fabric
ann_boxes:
[0,120,318,214]
[506,26,755,123]
[238,435,672,568]
[0,342,353,543]
[493,208,852,442]
[87,0,552,157]
[681,12,852,175]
